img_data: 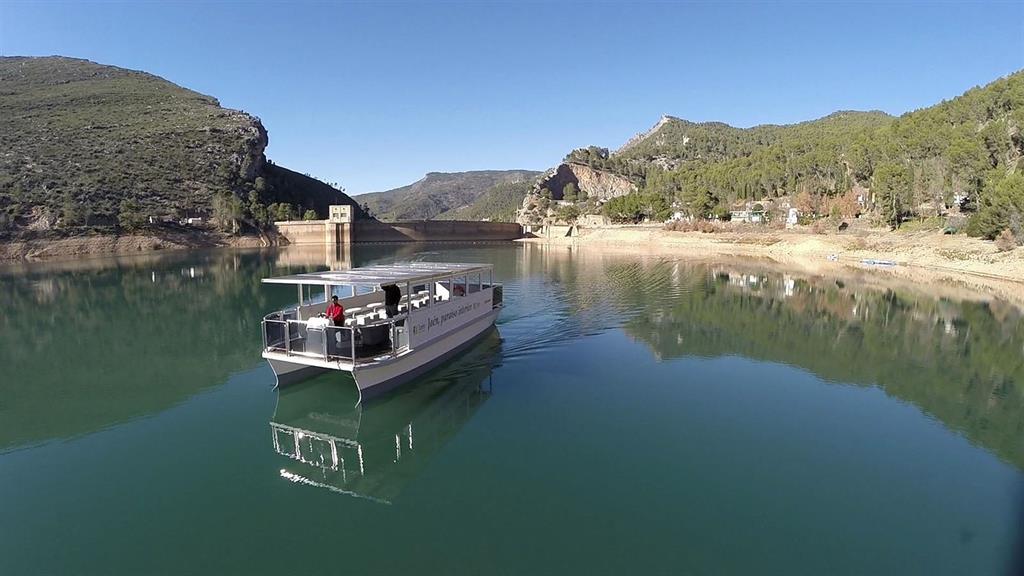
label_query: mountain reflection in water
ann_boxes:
[270,329,500,503]
[1,243,1021,575]
[512,246,1024,470]
[0,243,437,451]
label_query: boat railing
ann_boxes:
[262,313,407,364]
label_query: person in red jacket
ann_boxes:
[325,295,345,326]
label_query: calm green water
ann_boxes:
[1,243,1022,575]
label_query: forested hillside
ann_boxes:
[0,56,365,238]
[435,180,532,222]
[358,170,540,221]
[533,71,1024,242]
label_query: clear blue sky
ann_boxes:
[1,1,1022,194]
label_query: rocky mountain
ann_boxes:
[519,71,1024,239]
[0,56,365,238]
[357,170,540,221]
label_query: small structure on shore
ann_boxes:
[786,208,799,228]
[731,201,768,223]
[578,214,609,227]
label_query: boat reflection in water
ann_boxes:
[270,329,501,504]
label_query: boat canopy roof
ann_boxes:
[261,262,492,287]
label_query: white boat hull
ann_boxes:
[264,308,500,401]
[353,309,500,400]
[266,358,330,387]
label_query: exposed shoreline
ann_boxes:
[0,230,272,261]
[4,225,1022,305]
[518,226,1024,304]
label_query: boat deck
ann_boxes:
[274,336,397,362]
[260,262,502,388]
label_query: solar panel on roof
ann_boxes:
[261,262,492,286]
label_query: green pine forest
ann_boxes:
[435,180,534,222]
[565,71,1023,241]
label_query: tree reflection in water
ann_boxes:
[521,246,1023,470]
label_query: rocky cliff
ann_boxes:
[0,56,363,238]
[516,162,637,225]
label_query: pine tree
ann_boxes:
[563,182,579,203]
[873,162,912,229]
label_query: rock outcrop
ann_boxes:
[617,114,677,153]
[516,162,637,225]
[532,162,636,201]
[568,163,637,201]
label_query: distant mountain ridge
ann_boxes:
[434,179,534,222]
[608,109,895,171]
[0,56,366,238]
[616,114,678,153]
[357,170,541,221]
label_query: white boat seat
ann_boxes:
[306,317,331,330]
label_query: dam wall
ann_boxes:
[273,221,352,245]
[352,220,522,243]
[275,220,521,245]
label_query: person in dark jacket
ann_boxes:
[382,284,402,320]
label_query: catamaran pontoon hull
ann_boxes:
[265,309,499,399]
[259,262,503,401]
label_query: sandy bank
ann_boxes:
[520,226,1024,301]
[0,230,270,261]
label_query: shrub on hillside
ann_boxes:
[944,214,967,234]
[665,219,717,233]
[267,202,297,222]
[562,182,579,203]
[212,193,244,233]
[828,190,862,219]
[61,192,91,227]
[995,229,1017,252]
[118,198,146,231]
[967,173,1024,240]
[553,204,580,224]
[602,192,671,223]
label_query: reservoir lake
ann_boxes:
[1,243,1022,575]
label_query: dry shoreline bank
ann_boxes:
[3,224,1021,304]
[0,230,271,261]
[519,226,1024,304]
